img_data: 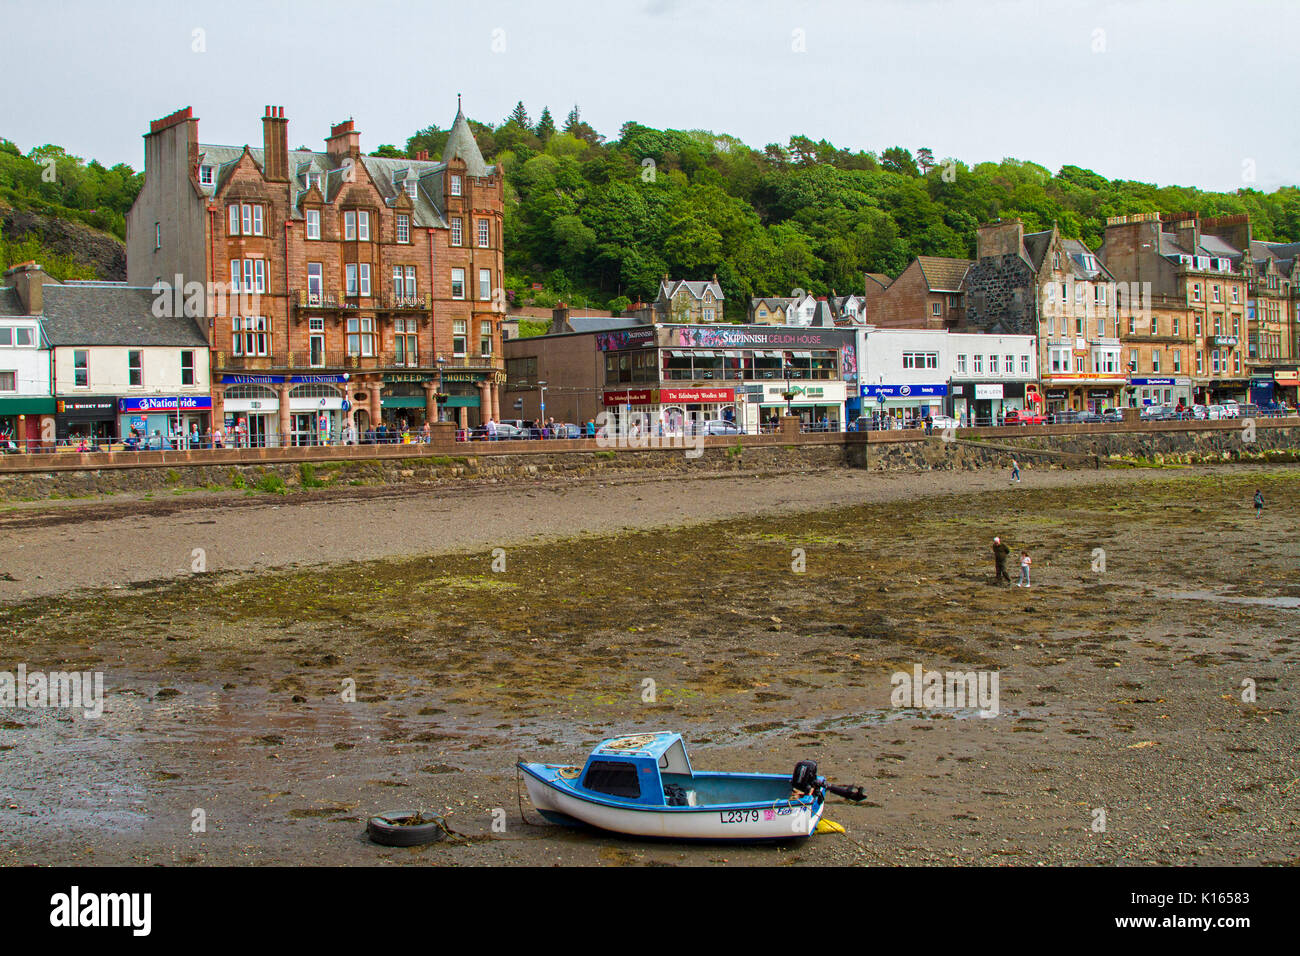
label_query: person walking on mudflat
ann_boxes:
[1010,457,1021,483]
[1254,489,1264,519]
[992,536,1011,585]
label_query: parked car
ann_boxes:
[489,423,530,440]
[1218,400,1240,419]
[1005,410,1045,425]
[929,414,960,430]
[1189,404,1209,420]
[697,419,742,436]
[1207,404,1227,420]
[1101,408,1123,423]
[1074,410,1103,424]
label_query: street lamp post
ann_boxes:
[436,355,446,422]
[537,381,548,433]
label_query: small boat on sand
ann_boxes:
[518,732,864,841]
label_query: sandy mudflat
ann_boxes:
[0,465,1234,602]
[1,463,1298,866]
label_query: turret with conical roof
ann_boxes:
[442,95,490,177]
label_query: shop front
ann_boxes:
[288,383,345,446]
[757,381,845,431]
[859,383,946,427]
[949,382,1031,425]
[1248,376,1274,407]
[221,383,280,447]
[0,396,55,450]
[1039,377,1124,412]
[1128,377,1192,408]
[118,395,212,444]
[381,373,435,430]
[219,373,349,446]
[1211,378,1250,404]
[54,395,118,444]
[1272,369,1299,407]
[601,386,739,435]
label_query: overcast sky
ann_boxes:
[4,0,1296,192]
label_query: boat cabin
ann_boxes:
[576,732,697,807]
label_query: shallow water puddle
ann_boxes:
[1163,590,1300,610]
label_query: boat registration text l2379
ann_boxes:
[720,809,762,824]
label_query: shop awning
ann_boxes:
[694,350,715,358]
[0,396,56,415]
[381,396,426,408]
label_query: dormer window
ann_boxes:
[306,172,323,191]
[405,180,418,200]
[199,165,214,186]
[1195,256,1210,270]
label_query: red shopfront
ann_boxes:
[602,386,738,434]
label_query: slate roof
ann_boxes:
[194,105,495,230]
[810,299,837,327]
[39,284,209,348]
[565,316,644,333]
[1198,234,1242,259]
[442,106,490,178]
[916,256,972,292]
[661,278,724,301]
[1023,231,1052,271]
[0,287,28,316]
[1062,238,1115,281]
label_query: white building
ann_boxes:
[0,265,54,449]
[41,281,211,442]
[854,327,1038,425]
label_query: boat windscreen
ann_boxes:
[658,738,692,776]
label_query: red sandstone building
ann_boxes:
[126,102,505,444]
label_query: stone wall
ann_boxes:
[0,442,845,501]
[1,422,1296,500]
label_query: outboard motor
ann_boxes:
[791,759,820,795]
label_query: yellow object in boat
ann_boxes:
[815,819,845,834]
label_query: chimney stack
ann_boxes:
[262,105,289,181]
[3,262,54,315]
[326,119,360,161]
[415,150,429,161]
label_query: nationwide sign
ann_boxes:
[860,383,948,398]
[118,396,214,412]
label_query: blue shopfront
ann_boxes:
[859,383,948,424]
[1249,376,1274,406]
[1129,377,1191,408]
[118,395,213,442]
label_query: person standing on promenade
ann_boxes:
[992,536,1011,585]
